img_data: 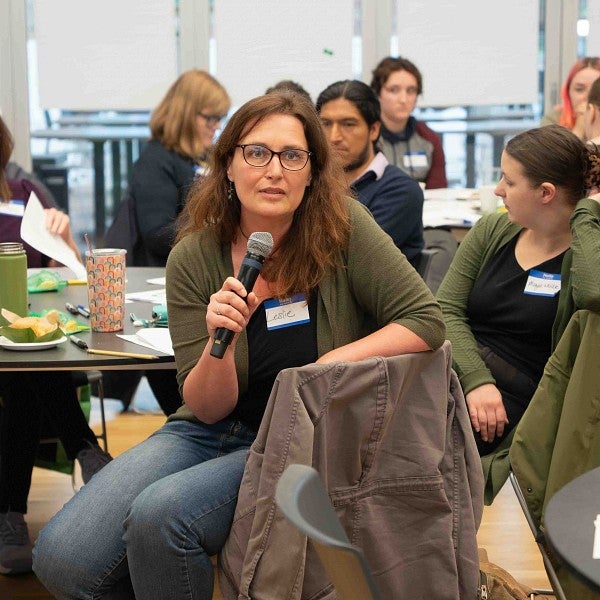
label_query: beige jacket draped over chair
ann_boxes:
[219,342,484,600]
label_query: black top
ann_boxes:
[130,140,197,266]
[467,234,565,381]
[231,292,318,431]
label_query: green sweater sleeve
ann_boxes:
[343,199,446,351]
[551,197,600,346]
[569,197,600,311]
[439,198,600,393]
[436,213,519,394]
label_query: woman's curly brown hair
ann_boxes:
[506,124,600,203]
[584,144,600,192]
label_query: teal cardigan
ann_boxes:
[436,197,600,396]
[166,198,446,424]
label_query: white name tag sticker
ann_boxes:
[403,152,428,168]
[264,293,309,331]
[0,200,25,217]
[524,269,561,297]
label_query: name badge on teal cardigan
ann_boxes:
[264,293,309,330]
[524,269,561,297]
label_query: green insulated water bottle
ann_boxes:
[0,242,28,325]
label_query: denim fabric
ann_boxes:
[33,419,254,600]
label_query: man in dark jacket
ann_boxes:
[316,80,424,266]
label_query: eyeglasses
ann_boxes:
[199,113,226,126]
[236,144,311,171]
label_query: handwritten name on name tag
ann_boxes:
[264,293,309,330]
[523,269,561,297]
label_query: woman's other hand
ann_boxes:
[465,383,508,443]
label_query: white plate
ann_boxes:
[0,335,68,351]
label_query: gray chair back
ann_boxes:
[275,464,382,600]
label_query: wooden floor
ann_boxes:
[0,402,550,599]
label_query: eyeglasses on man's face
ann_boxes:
[236,144,311,171]
[199,113,227,126]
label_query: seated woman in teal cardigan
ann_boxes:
[437,124,600,455]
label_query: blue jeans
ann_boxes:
[32,419,255,600]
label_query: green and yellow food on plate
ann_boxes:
[0,308,65,343]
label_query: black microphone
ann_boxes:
[210,231,274,359]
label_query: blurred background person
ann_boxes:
[316,79,424,266]
[584,76,600,145]
[0,115,111,575]
[130,69,230,267]
[104,70,230,416]
[265,79,312,103]
[5,161,58,209]
[371,56,447,189]
[541,56,600,140]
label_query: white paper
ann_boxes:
[594,514,600,559]
[117,328,174,356]
[116,334,161,352]
[125,288,167,304]
[136,328,173,355]
[146,277,166,285]
[20,192,87,280]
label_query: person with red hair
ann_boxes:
[542,57,600,140]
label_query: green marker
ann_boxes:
[323,48,333,56]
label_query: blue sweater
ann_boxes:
[352,163,424,263]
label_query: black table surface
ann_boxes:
[544,466,600,593]
[0,267,175,371]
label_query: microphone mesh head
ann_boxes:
[247,232,274,258]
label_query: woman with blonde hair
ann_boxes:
[129,69,230,267]
[105,70,230,415]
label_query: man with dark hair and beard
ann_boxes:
[316,79,424,266]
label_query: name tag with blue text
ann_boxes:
[403,151,428,168]
[0,200,25,217]
[523,269,561,297]
[264,293,309,331]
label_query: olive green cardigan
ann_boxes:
[436,197,600,396]
[166,198,446,424]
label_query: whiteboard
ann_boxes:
[395,0,540,107]
[214,0,354,107]
[34,0,178,111]
[585,3,600,56]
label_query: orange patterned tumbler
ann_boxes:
[86,248,127,332]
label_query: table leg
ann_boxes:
[92,140,106,243]
[111,141,122,215]
[466,133,476,188]
[493,135,505,169]
[125,140,134,185]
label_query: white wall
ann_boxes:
[0,0,583,169]
[394,0,539,107]
[213,0,354,106]
[34,0,178,111]
[0,0,31,168]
